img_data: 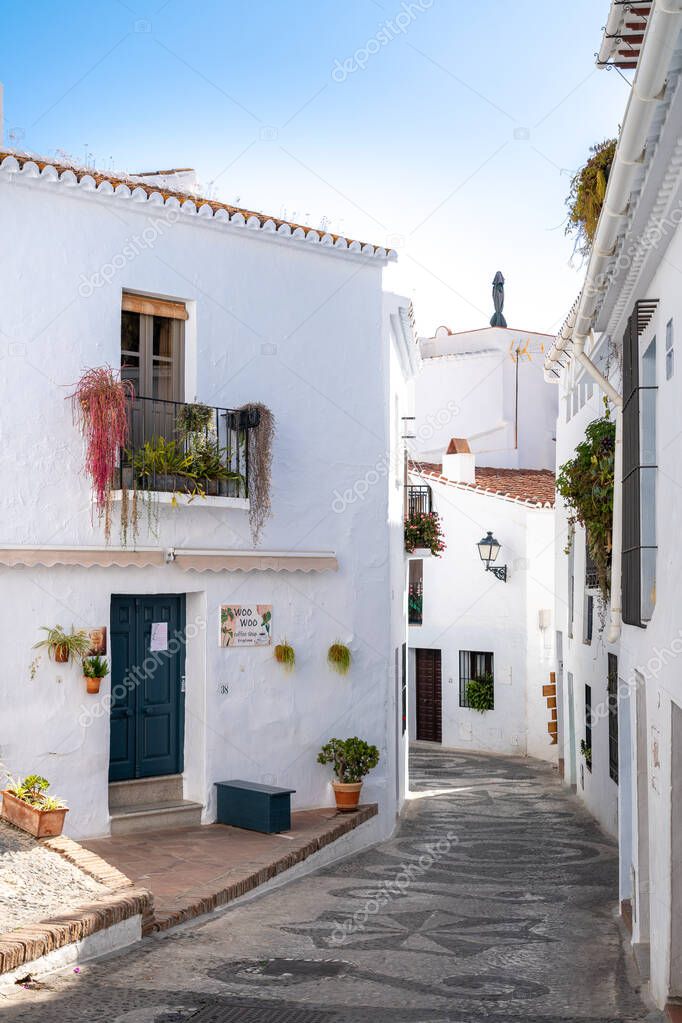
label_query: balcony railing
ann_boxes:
[407,484,432,517]
[117,396,252,499]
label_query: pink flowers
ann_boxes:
[404,511,446,556]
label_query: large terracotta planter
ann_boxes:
[1,790,68,838]
[85,676,101,694]
[332,781,363,812]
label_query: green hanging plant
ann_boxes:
[566,138,617,259]
[466,673,495,713]
[580,740,592,769]
[556,414,615,602]
[327,642,351,676]
[274,640,296,673]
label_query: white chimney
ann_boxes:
[441,438,475,484]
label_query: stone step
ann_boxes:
[108,774,183,810]
[109,800,203,836]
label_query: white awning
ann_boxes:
[0,546,338,573]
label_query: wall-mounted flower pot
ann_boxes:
[85,676,102,695]
[54,644,69,663]
[1,790,68,838]
[408,548,432,559]
[332,781,363,812]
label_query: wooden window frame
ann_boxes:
[121,295,186,403]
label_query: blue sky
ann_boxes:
[1,0,628,336]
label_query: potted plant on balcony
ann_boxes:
[82,655,110,695]
[33,625,91,664]
[176,402,213,436]
[1,775,68,838]
[317,737,379,812]
[404,510,446,558]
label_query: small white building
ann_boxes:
[0,148,417,842]
[545,0,682,1008]
[407,447,556,759]
[416,322,556,470]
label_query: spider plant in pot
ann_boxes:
[1,774,68,838]
[82,655,110,695]
[318,737,380,811]
[33,625,91,664]
[327,642,351,676]
[274,639,296,673]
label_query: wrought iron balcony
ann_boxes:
[117,396,254,499]
[407,484,432,517]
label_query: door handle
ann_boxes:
[112,708,133,718]
[142,707,164,716]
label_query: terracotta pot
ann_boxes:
[54,644,69,663]
[1,790,68,838]
[332,781,363,812]
[85,676,101,695]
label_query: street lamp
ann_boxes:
[477,531,508,582]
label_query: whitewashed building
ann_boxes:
[0,148,417,842]
[545,0,682,1008]
[407,314,558,761]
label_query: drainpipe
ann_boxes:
[572,332,623,642]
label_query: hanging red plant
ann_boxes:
[69,367,134,530]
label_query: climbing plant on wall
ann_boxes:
[565,138,617,259]
[556,413,616,602]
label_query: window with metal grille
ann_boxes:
[401,642,407,735]
[408,558,423,626]
[666,318,674,380]
[585,683,592,773]
[585,535,599,591]
[608,653,619,784]
[622,301,658,627]
[459,651,494,708]
[583,593,594,644]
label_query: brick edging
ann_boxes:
[0,887,151,975]
[148,802,378,934]
[0,833,154,976]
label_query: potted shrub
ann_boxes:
[1,775,68,838]
[274,640,295,673]
[33,625,91,664]
[580,740,593,770]
[466,673,495,713]
[82,655,110,695]
[317,737,379,812]
[404,510,446,557]
[327,642,351,676]
[176,402,213,435]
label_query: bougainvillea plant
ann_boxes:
[70,366,134,541]
[404,510,446,557]
[556,413,615,602]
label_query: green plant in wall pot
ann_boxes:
[580,740,592,769]
[466,673,495,713]
[82,655,110,695]
[176,402,213,435]
[33,625,91,664]
[327,642,351,676]
[274,640,295,673]
[317,737,379,812]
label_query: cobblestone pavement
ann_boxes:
[0,821,108,934]
[1,748,659,1022]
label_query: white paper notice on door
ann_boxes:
[150,621,168,652]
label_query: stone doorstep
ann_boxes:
[144,802,378,935]
[0,834,154,977]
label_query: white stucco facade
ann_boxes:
[415,326,557,470]
[407,470,556,761]
[545,12,682,1007]
[0,152,415,841]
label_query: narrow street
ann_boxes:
[1,747,654,1023]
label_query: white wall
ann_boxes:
[554,384,618,838]
[407,477,556,760]
[0,166,406,841]
[415,327,557,471]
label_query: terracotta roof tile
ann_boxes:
[411,461,555,508]
[0,149,395,261]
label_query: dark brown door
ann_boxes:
[415,648,442,743]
